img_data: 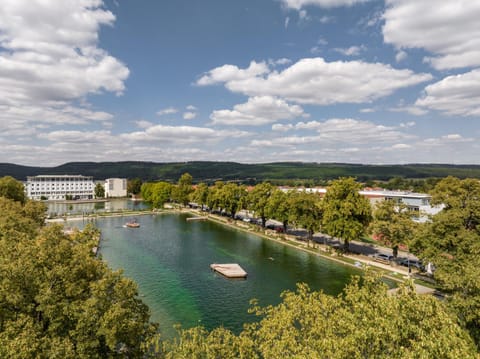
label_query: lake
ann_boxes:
[88,213,362,337]
[47,198,150,216]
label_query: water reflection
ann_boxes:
[46,198,150,216]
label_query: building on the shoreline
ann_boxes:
[26,175,95,200]
[104,178,127,198]
[360,189,444,222]
[279,186,442,220]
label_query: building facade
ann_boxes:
[104,178,127,198]
[26,175,94,200]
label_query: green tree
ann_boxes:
[265,189,291,231]
[322,177,372,252]
[94,183,105,198]
[0,176,26,204]
[217,183,247,219]
[23,200,47,227]
[412,176,480,347]
[171,173,193,206]
[127,178,142,195]
[246,182,275,227]
[369,200,415,258]
[141,182,154,202]
[161,273,477,358]
[191,182,209,210]
[0,199,157,358]
[151,182,172,208]
[206,181,224,213]
[288,191,323,247]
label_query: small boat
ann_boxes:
[125,220,140,228]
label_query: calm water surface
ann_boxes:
[90,213,362,337]
[47,198,149,216]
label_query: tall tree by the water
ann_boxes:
[322,177,372,252]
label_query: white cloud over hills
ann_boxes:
[210,96,307,126]
[198,57,432,105]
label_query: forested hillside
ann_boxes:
[2,161,480,183]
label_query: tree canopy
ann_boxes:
[369,200,416,258]
[246,182,275,227]
[322,177,372,251]
[0,175,26,204]
[95,182,105,198]
[161,274,477,358]
[412,176,480,347]
[0,197,157,358]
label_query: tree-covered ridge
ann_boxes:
[3,161,480,183]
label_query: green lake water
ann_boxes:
[90,213,362,337]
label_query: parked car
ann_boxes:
[399,258,424,270]
[372,253,393,262]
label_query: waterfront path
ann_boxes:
[47,207,435,294]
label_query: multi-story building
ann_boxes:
[104,178,127,198]
[26,175,94,200]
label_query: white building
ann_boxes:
[359,189,443,221]
[26,175,94,200]
[104,178,127,198]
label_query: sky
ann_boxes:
[0,0,479,166]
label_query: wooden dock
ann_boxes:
[186,216,208,221]
[210,263,247,278]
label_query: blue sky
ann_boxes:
[1,0,479,166]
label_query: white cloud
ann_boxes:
[391,143,411,149]
[390,105,428,116]
[198,57,432,105]
[399,121,416,128]
[197,61,269,86]
[415,69,480,116]
[333,45,366,56]
[395,50,407,62]
[0,0,128,130]
[210,96,306,126]
[265,118,413,145]
[298,10,309,21]
[319,16,333,24]
[38,130,112,144]
[285,17,290,28]
[183,112,197,120]
[383,0,480,70]
[156,107,178,116]
[186,105,197,111]
[120,124,249,144]
[135,120,153,129]
[281,0,370,10]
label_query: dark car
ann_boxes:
[372,253,393,262]
[399,258,424,270]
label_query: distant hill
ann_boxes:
[1,161,480,183]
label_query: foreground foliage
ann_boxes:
[160,275,477,358]
[0,196,157,358]
[413,176,480,348]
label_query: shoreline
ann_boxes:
[185,209,411,285]
[50,207,433,290]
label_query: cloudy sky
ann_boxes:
[1,0,479,166]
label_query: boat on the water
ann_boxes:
[125,220,140,228]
